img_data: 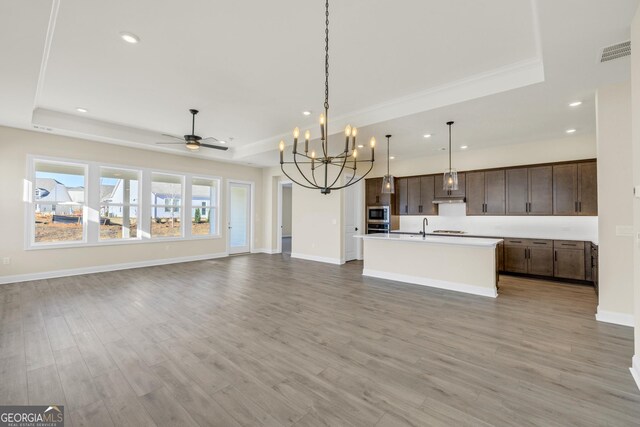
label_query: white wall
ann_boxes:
[290,183,343,264]
[631,5,640,382]
[281,185,292,236]
[0,126,264,281]
[399,204,597,242]
[596,81,634,324]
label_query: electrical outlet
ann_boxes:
[2,257,10,265]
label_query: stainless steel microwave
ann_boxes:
[367,206,390,223]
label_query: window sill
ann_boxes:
[25,234,223,251]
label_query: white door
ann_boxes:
[343,181,359,261]
[228,182,251,254]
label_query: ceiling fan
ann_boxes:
[156,109,229,151]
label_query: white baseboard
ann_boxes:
[251,248,278,254]
[0,252,229,285]
[362,268,498,298]
[290,252,343,265]
[631,355,640,392]
[595,307,635,327]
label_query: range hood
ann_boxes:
[432,196,465,204]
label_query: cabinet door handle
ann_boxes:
[419,205,422,213]
[405,205,408,214]
[554,250,558,261]
[575,201,578,212]
[579,201,582,212]
[376,196,379,204]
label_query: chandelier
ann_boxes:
[279,0,376,194]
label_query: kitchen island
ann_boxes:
[358,234,503,298]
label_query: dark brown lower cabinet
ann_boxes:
[504,239,554,276]
[504,245,527,273]
[497,242,504,272]
[554,241,585,280]
[528,247,553,276]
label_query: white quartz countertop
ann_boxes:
[356,234,503,248]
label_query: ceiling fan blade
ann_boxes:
[155,142,185,145]
[200,143,229,151]
[161,133,185,141]
[201,136,219,142]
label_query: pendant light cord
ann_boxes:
[447,121,454,172]
[387,135,391,175]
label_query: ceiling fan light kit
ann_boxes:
[278,0,376,194]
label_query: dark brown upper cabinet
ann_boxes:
[553,161,598,216]
[407,177,421,215]
[420,175,437,215]
[506,166,552,215]
[434,172,466,199]
[396,175,437,215]
[365,177,391,207]
[395,177,408,215]
[466,170,505,215]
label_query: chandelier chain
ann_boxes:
[324,0,329,112]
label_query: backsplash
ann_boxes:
[399,203,598,242]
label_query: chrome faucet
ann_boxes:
[421,217,429,238]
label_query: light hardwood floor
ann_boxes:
[1,254,639,426]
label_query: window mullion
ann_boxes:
[86,163,100,244]
[184,175,192,239]
[140,170,152,240]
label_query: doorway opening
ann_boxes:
[278,181,293,255]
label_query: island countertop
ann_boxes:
[356,233,503,248]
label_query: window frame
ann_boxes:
[28,158,89,248]
[99,166,142,242]
[190,176,221,239]
[150,172,185,240]
[25,155,222,250]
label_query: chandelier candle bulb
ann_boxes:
[304,130,310,153]
[293,127,300,153]
[351,127,357,150]
[320,114,326,140]
[370,137,376,162]
[345,125,352,151]
[279,140,285,163]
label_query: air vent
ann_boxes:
[600,41,631,63]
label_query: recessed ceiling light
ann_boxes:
[569,101,582,107]
[389,156,395,160]
[423,134,432,138]
[120,32,140,44]
[76,107,88,113]
[302,111,312,116]
[357,144,364,148]
[460,145,468,150]
[566,128,577,134]
[218,140,226,144]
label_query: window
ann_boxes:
[151,173,183,238]
[100,167,140,240]
[27,157,223,249]
[32,160,87,244]
[191,177,219,236]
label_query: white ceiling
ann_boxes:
[0,0,637,166]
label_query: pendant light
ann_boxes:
[443,121,458,191]
[381,134,395,194]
